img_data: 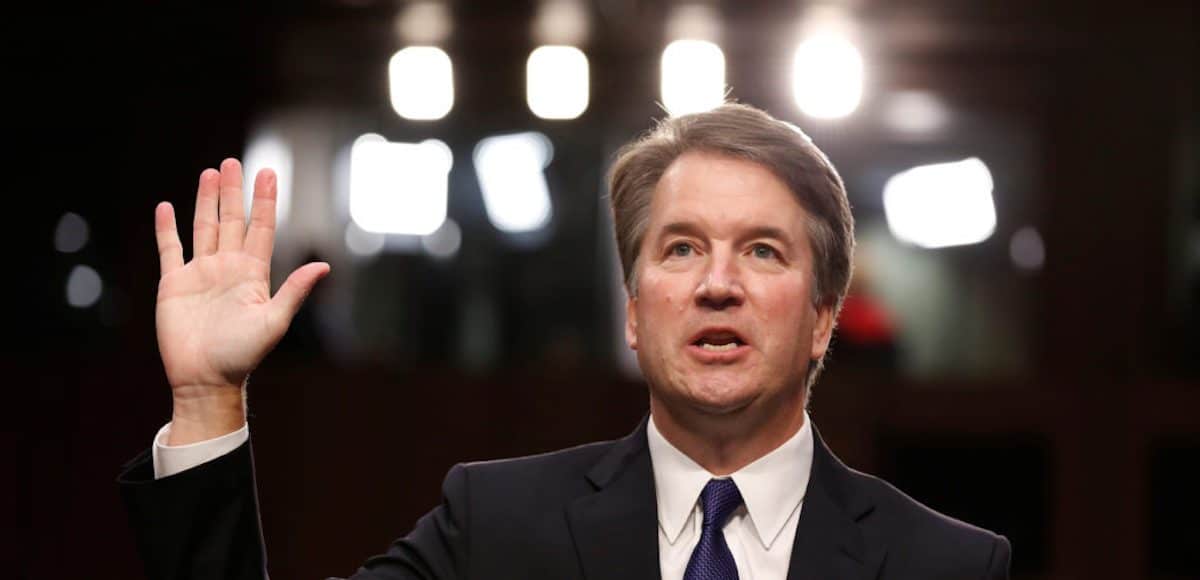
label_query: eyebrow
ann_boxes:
[655,221,796,245]
[657,221,705,239]
[741,225,794,245]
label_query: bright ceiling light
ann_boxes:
[243,132,293,227]
[792,34,864,119]
[527,45,589,120]
[389,46,454,120]
[350,134,452,235]
[661,40,725,117]
[883,158,996,249]
[473,132,554,233]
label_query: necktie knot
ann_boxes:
[699,478,743,530]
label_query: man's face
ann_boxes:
[626,151,834,421]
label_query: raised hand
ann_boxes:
[154,159,330,444]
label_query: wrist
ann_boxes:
[169,382,247,445]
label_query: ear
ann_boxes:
[624,294,639,350]
[810,301,835,361]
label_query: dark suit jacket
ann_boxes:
[120,420,1011,579]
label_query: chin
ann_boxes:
[682,378,759,415]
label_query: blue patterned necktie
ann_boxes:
[683,478,744,580]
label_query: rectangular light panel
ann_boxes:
[350,135,451,235]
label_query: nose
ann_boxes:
[694,248,745,310]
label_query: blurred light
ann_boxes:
[792,34,864,119]
[350,134,452,235]
[421,218,462,259]
[533,0,589,46]
[1009,226,1045,270]
[883,91,948,134]
[474,132,554,233]
[344,222,386,257]
[527,46,589,120]
[66,264,102,308]
[389,47,454,120]
[242,132,293,227]
[395,1,451,45]
[661,40,725,117]
[54,212,89,253]
[384,234,422,253]
[883,158,996,249]
[665,4,720,42]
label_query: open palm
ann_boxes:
[154,159,329,398]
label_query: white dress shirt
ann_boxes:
[154,414,814,579]
[152,422,249,479]
[647,414,813,580]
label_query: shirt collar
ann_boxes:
[646,413,814,550]
[647,417,713,545]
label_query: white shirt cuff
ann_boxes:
[152,422,250,479]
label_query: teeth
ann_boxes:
[700,342,738,351]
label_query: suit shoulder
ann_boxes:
[462,438,619,474]
[850,467,1002,539]
[450,437,621,497]
[847,468,1010,574]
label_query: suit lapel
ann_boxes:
[566,418,662,580]
[787,425,887,580]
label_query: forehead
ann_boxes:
[648,151,808,238]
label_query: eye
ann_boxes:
[752,244,778,259]
[669,242,693,257]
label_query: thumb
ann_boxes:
[270,262,331,325]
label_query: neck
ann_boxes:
[649,390,807,476]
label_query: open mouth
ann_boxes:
[691,331,746,352]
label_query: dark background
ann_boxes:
[8,0,1198,578]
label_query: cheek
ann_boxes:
[639,273,689,315]
[753,280,814,341]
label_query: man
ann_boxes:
[121,103,1011,579]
